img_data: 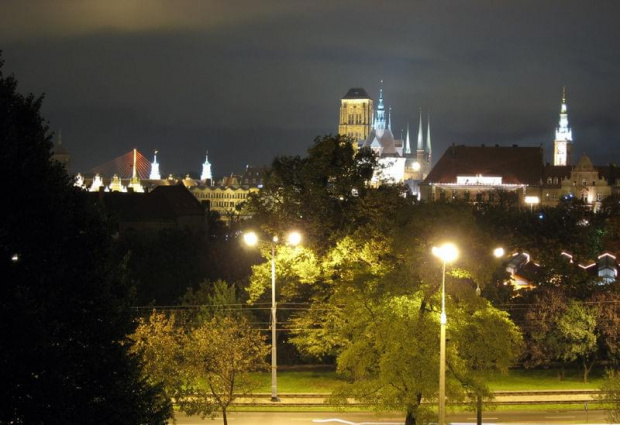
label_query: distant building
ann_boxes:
[420,144,541,203]
[421,88,620,210]
[553,86,573,166]
[87,184,207,234]
[189,165,263,222]
[338,88,374,143]
[51,131,71,171]
[339,82,432,196]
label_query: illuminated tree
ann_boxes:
[180,316,269,425]
[286,203,522,425]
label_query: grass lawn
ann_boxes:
[253,366,605,393]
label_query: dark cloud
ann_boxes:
[2,0,620,175]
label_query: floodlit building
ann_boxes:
[421,88,620,210]
[339,82,432,195]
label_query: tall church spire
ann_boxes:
[404,122,411,155]
[416,109,424,151]
[426,112,432,156]
[374,80,386,131]
[553,86,572,166]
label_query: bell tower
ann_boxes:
[339,87,373,144]
[553,86,573,166]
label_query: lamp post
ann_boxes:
[243,230,302,402]
[432,242,459,425]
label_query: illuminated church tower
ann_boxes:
[338,88,373,143]
[149,150,161,180]
[553,86,573,166]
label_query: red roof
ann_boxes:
[424,145,543,185]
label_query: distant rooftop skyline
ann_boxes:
[3,1,620,175]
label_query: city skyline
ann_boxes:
[2,1,620,175]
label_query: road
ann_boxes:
[175,409,608,424]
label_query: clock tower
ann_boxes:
[553,86,573,166]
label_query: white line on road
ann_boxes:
[544,415,576,419]
[312,419,402,425]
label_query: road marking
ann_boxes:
[466,418,498,420]
[544,415,576,419]
[312,419,401,425]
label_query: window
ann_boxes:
[547,177,552,184]
[582,179,587,186]
[554,177,559,184]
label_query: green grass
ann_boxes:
[253,366,605,394]
[254,368,345,393]
[486,367,604,391]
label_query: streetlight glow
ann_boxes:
[494,247,505,258]
[287,231,302,246]
[243,231,258,247]
[433,242,459,263]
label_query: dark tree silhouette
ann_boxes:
[0,53,172,425]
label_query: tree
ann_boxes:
[284,202,522,425]
[0,54,171,424]
[180,316,269,425]
[598,369,620,423]
[246,135,378,252]
[451,306,523,425]
[130,311,188,407]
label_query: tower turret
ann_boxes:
[374,80,386,131]
[553,86,573,166]
[201,152,213,182]
[149,150,161,180]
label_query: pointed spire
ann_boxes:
[555,86,572,142]
[149,149,161,180]
[417,108,424,151]
[374,80,386,131]
[201,151,212,182]
[426,111,432,155]
[404,122,411,155]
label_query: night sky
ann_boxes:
[2,1,620,177]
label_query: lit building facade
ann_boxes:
[338,88,374,143]
[340,83,432,195]
[421,87,620,210]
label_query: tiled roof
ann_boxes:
[424,145,543,185]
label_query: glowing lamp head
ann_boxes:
[412,162,421,171]
[287,231,302,246]
[243,231,259,247]
[433,243,459,263]
[493,247,505,258]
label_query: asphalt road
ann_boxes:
[175,409,608,424]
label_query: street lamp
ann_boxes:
[432,242,459,425]
[243,230,302,402]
